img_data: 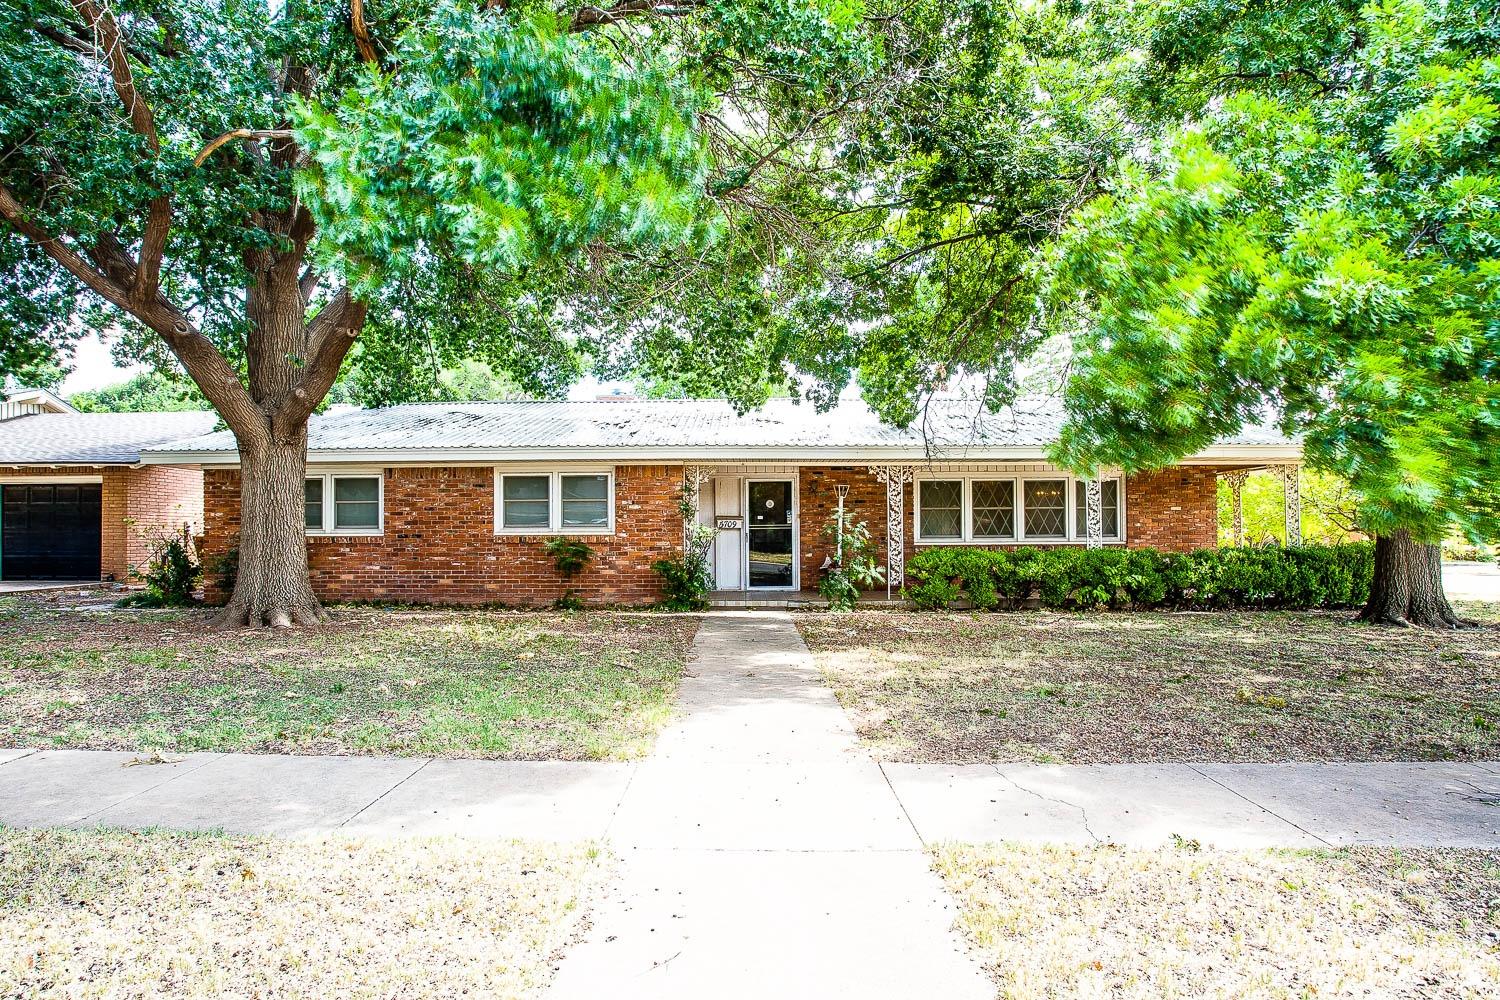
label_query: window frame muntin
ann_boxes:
[493,467,616,536]
[912,472,1124,545]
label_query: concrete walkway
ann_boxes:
[544,612,990,1000]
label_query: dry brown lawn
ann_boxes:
[0,827,609,999]
[798,604,1500,763]
[934,842,1500,999]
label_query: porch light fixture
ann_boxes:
[834,483,850,570]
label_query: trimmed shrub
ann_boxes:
[906,542,1373,612]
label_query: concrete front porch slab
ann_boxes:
[0,749,222,827]
[342,759,634,840]
[1194,762,1500,847]
[84,753,427,836]
[0,748,38,766]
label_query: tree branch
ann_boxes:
[192,128,296,167]
[568,1,702,31]
[0,183,263,441]
[71,0,168,305]
[276,288,365,433]
[350,0,379,65]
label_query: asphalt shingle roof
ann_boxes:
[0,411,220,465]
[141,397,1294,459]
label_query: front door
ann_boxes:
[746,480,795,589]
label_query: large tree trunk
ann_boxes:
[215,432,324,628]
[1357,529,1469,628]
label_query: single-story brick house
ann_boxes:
[0,390,215,582]
[140,397,1304,606]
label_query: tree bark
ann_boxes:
[1357,529,1470,629]
[215,432,324,628]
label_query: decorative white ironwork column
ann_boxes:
[1271,464,1302,546]
[1084,477,1104,549]
[1222,470,1251,546]
[868,465,914,597]
[682,465,716,549]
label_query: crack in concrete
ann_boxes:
[338,757,433,829]
[0,749,38,768]
[995,766,1101,845]
[1185,764,1333,847]
[73,752,226,826]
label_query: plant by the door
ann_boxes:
[818,509,885,611]
[651,481,714,611]
[544,537,594,611]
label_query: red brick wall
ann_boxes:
[201,464,681,605]
[0,464,202,581]
[1124,466,1226,552]
[124,465,204,579]
[798,466,906,588]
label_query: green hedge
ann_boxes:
[905,542,1373,612]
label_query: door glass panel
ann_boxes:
[748,481,793,587]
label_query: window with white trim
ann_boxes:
[913,474,1124,544]
[304,473,383,534]
[496,470,614,534]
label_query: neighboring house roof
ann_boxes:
[140,397,1299,465]
[0,411,220,465]
[1,386,77,417]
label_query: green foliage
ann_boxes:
[294,6,713,291]
[817,508,886,610]
[70,371,211,413]
[906,543,1373,612]
[118,525,202,608]
[544,537,594,578]
[1217,469,1364,546]
[1048,0,1500,548]
[651,556,711,612]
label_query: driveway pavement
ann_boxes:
[1446,560,1500,602]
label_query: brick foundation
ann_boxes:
[201,464,681,606]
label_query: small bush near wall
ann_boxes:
[906,543,1374,612]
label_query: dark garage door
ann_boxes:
[1,483,102,580]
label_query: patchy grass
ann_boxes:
[0,593,698,760]
[0,826,607,999]
[798,604,1500,763]
[933,841,1500,999]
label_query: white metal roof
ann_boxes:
[139,397,1299,465]
[0,411,220,465]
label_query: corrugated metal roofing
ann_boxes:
[141,397,1294,458]
[0,411,220,465]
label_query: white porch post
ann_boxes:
[1084,477,1104,549]
[868,465,914,599]
[1223,469,1251,547]
[1272,464,1302,546]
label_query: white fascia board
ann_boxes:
[139,442,1303,468]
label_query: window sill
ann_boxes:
[307,530,384,539]
[494,529,616,537]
